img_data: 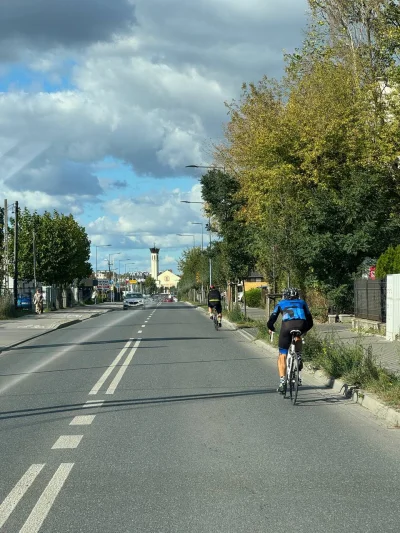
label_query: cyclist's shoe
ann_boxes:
[277,378,286,393]
[218,321,222,327]
[209,315,213,320]
[298,373,302,386]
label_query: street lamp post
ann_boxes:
[185,164,225,172]
[191,222,203,250]
[94,245,111,303]
[95,245,111,278]
[184,164,226,287]
[117,258,131,298]
[108,252,121,302]
[176,234,195,247]
[125,262,136,292]
[181,200,212,287]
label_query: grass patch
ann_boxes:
[226,305,258,327]
[303,331,400,409]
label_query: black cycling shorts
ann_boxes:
[278,319,307,354]
[209,302,222,314]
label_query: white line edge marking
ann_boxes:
[106,339,141,394]
[82,400,104,408]
[88,338,134,395]
[0,464,45,529]
[19,463,74,533]
[51,435,83,449]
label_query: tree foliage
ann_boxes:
[9,208,91,286]
[144,275,158,294]
[209,0,400,310]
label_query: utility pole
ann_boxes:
[4,199,8,291]
[33,230,37,288]
[13,201,19,309]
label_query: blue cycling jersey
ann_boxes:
[273,299,310,321]
[267,299,313,333]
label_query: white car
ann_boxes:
[123,292,144,309]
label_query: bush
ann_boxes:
[244,288,263,308]
[0,294,17,319]
[227,305,245,323]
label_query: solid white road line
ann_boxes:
[106,339,141,394]
[19,463,74,533]
[0,464,45,529]
[88,338,134,395]
[51,435,83,449]
[70,415,95,425]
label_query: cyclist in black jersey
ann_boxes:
[208,285,222,327]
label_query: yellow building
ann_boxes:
[157,270,181,290]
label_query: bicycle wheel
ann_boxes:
[288,348,295,401]
[213,311,219,330]
[290,358,299,405]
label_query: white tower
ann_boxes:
[150,246,160,283]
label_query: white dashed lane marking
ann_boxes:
[19,463,74,533]
[106,339,142,395]
[0,464,45,529]
[51,435,83,449]
[70,415,95,425]
[88,338,134,395]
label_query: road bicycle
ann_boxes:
[283,329,303,405]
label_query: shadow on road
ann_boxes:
[0,388,281,421]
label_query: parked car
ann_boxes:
[163,296,174,303]
[123,292,144,309]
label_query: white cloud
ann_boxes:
[0,0,308,263]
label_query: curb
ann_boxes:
[0,310,112,355]
[251,336,400,427]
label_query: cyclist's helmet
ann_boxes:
[288,287,299,299]
[282,288,290,299]
[283,287,299,299]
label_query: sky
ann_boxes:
[0,0,309,276]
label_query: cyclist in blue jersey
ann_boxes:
[267,287,313,392]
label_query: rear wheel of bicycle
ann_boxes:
[290,358,299,405]
[288,349,295,401]
[213,311,219,330]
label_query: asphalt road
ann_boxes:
[0,301,399,532]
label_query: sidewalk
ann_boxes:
[0,303,118,353]
[244,307,400,376]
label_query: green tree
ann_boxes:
[10,208,91,286]
[144,275,158,294]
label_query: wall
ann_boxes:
[386,274,400,341]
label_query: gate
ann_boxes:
[354,279,386,322]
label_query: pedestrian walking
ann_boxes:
[33,288,44,314]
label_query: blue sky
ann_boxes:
[0,0,309,275]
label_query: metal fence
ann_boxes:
[354,279,387,323]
